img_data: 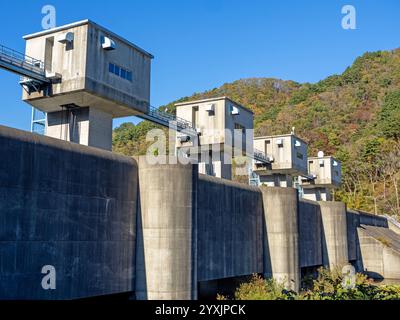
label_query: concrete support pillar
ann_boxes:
[320,201,349,269]
[46,107,113,151]
[198,150,232,180]
[135,157,197,300]
[302,187,332,201]
[259,174,293,188]
[261,187,300,292]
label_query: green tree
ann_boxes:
[378,91,400,140]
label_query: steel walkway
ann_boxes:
[137,105,198,136]
[0,44,49,83]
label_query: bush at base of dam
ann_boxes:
[218,268,400,300]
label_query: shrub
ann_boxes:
[225,268,400,300]
[234,274,295,300]
[300,268,374,300]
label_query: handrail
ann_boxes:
[0,44,45,73]
[137,105,197,135]
[147,106,196,131]
[253,148,271,163]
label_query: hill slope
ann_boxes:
[113,48,400,217]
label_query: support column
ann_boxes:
[302,187,332,201]
[46,107,113,151]
[198,150,232,180]
[259,174,293,188]
[135,156,197,300]
[261,187,300,292]
[320,201,349,269]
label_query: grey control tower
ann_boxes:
[301,151,342,201]
[22,20,153,150]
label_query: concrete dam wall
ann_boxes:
[197,175,264,282]
[0,125,138,299]
[0,125,400,300]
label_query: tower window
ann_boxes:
[296,152,304,160]
[108,63,133,82]
[234,123,245,134]
[114,65,120,76]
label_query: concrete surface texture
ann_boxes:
[358,225,400,280]
[298,200,323,268]
[197,150,233,180]
[135,156,197,300]
[346,210,391,270]
[320,201,349,269]
[46,107,113,150]
[0,125,138,299]
[261,187,300,292]
[302,187,332,202]
[346,210,360,262]
[197,175,264,282]
[258,174,293,188]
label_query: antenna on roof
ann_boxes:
[291,127,296,135]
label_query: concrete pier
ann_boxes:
[135,157,197,300]
[261,187,300,292]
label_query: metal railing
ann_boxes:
[253,148,271,164]
[0,44,49,83]
[138,105,197,135]
[0,44,45,73]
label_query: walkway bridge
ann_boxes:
[0,44,50,94]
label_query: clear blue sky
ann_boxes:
[0,0,399,131]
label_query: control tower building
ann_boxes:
[175,97,254,180]
[22,20,153,150]
[301,152,342,201]
[253,134,309,187]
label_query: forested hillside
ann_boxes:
[113,48,400,217]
